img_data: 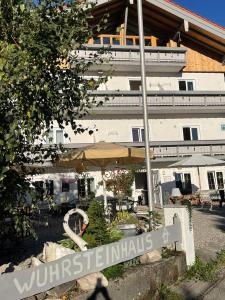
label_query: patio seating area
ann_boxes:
[169,189,224,211]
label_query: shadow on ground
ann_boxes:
[87,278,112,300]
[0,215,65,266]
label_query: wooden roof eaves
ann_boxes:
[147,0,225,42]
[93,0,225,43]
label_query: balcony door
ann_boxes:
[175,172,192,195]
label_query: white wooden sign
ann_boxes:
[0,220,181,300]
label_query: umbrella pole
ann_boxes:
[101,168,107,210]
[197,167,202,190]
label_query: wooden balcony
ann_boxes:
[74,34,186,73]
[89,90,225,115]
[87,34,176,47]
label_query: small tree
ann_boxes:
[83,200,110,248]
[105,169,135,210]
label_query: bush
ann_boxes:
[83,200,110,248]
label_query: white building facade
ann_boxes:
[33,0,225,207]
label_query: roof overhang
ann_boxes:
[92,0,225,57]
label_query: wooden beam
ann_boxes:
[124,5,129,44]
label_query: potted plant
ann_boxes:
[112,211,138,237]
[105,168,135,211]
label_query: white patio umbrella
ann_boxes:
[169,154,225,190]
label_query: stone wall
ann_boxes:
[76,252,186,300]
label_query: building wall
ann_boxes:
[62,117,225,143]
[103,72,225,91]
[38,52,225,202]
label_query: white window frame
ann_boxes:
[131,127,145,142]
[207,171,224,190]
[45,128,64,144]
[182,126,200,141]
[178,79,195,91]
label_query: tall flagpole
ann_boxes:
[137,0,154,213]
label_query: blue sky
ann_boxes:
[174,0,225,27]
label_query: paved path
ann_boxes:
[174,207,225,299]
[192,207,225,259]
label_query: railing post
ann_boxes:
[164,205,195,266]
[210,145,213,156]
[172,94,175,106]
[176,145,180,157]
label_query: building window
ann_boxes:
[46,128,64,144]
[62,180,70,192]
[45,180,54,196]
[221,124,225,131]
[207,171,224,190]
[33,181,44,201]
[132,128,145,142]
[183,127,199,141]
[129,80,142,91]
[179,80,194,91]
[175,173,192,195]
[78,178,95,198]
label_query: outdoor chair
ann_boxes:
[198,190,220,211]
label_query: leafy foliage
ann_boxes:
[0,0,108,239]
[112,211,138,225]
[186,251,225,282]
[102,264,125,280]
[58,238,80,252]
[105,169,135,208]
[83,200,110,248]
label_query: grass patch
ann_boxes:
[146,284,184,300]
[186,250,225,282]
[102,264,125,280]
[102,257,140,280]
[161,247,176,259]
[156,284,184,300]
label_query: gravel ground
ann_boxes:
[192,207,225,259]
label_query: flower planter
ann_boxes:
[117,224,137,237]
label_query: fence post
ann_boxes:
[164,205,195,266]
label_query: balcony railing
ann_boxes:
[88,34,157,47]
[64,140,225,161]
[89,91,225,113]
[88,34,172,48]
[148,140,225,160]
[75,44,186,72]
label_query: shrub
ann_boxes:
[112,211,138,225]
[83,200,110,248]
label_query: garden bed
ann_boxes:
[74,252,186,300]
